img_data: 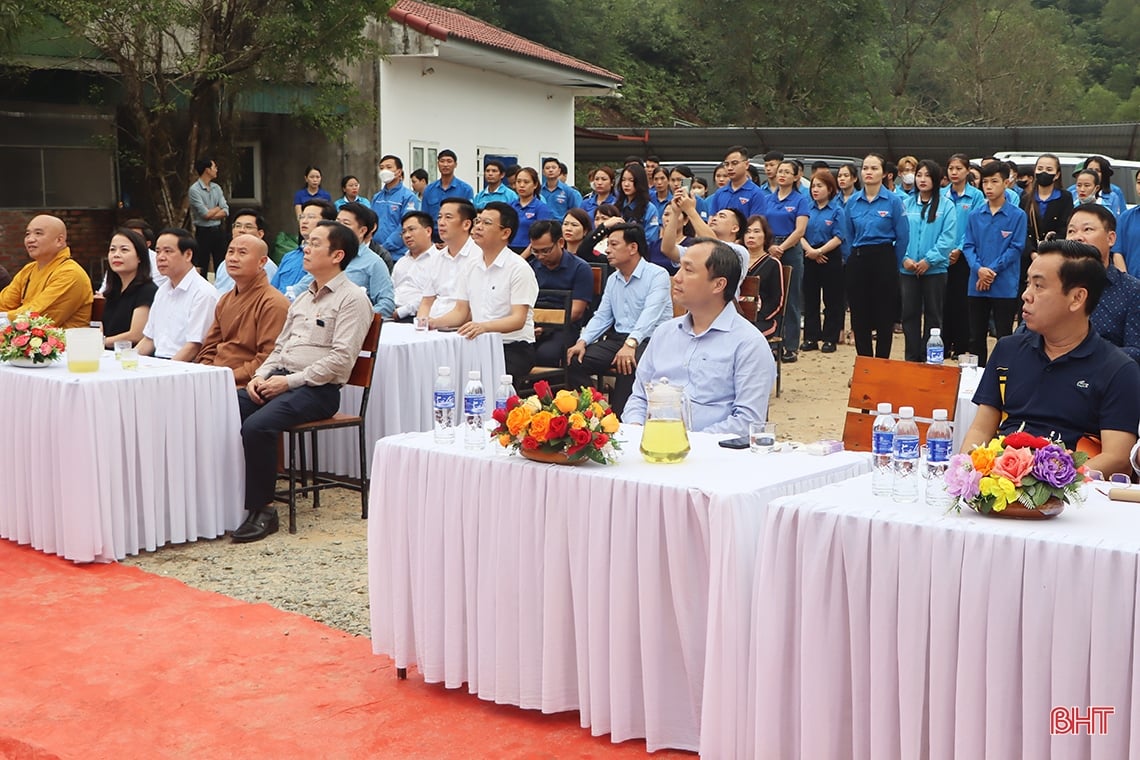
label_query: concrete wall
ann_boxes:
[378,56,577,188]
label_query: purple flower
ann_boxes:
[1032,444,1077,488]
[944,453,982,501]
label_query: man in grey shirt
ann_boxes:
[231,220,373,543]
[188,156,229,276]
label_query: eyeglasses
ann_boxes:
[1087,470,1131,484]
[473,218,502,228]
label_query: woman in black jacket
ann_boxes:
[1019,153,1074,297]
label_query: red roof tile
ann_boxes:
[388,0,622,84]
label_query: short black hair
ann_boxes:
[690,237,742,303]
[645,155,660,163]
[485,159,506,173]
[301,198,337,219]
[979,161,1010,181]
[156,227,198,257]
[379,154,403,170]
[763,150,784,163]
[606,222,648,259]
[1036,239,1106,314]
[231,208,266,231]
[482,201,518,240]
[1068,203,1117,233]
[811,160,830,172]
[439,197,476,226]
[122,217,154,246]
[194,157,215,176]
[338,201,375,232]
[438,149,457,161]
[401,210,434,229]
[725,145,750,161]
[410,168,429,182]
[316,220,360,270]
[724,208,747,242]
[542,156,560,168]
[528,219,563,242]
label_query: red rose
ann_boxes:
[593,433,609,448]
[1003,431,1050,450]
[533,380,552,401]
[506,394,521,410]
[30,328,44,338]
[521,435,539,450]
[567,442,588,457]
[28,312,39,318]
[569,427,590,446]
[590,388,604,402]
[492,407,508,424]
[548,416,568,439]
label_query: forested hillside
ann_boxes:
[439,0,1140,126]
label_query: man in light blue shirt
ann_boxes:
[272,199,336,295]
[473,160,518,209]
[292,203,394,315]
[422,149,474,240]
[539,157,582,220]
[566,223,671,414]
[214,209,277,294]
[624,239,774,435]
[371,154,420,260]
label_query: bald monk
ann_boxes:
[195,234,289,385]
[0,215,93,328]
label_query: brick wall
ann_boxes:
[0,209,118,285]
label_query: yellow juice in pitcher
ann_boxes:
[639,418,690,463]
[67,359,100,373]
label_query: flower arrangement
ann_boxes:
[944,429,1088,514]
[0,312,66,364]
[490,380,622,464]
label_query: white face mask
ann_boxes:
[378,169,396,185]
[900,172,916,186]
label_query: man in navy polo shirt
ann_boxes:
[421,149,474,239]
[528,220,593,368]
[539,157,583,221]
[961,240,1140,476]
[707,145,766,219]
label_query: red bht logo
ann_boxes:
[1051,706,1114,735]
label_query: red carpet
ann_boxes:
[0,541,691,759]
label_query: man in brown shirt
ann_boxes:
[195,234,288,385]
[231,221,373,543]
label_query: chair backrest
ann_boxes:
[736,275,760,321]
[347,313,384,388]
[534,289,573,330]
[842,356,962,452]
[589,263,609,311]
[90,295,106,323]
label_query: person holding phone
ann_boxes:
[669,165,709,221]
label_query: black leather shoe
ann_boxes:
[232,508,279,543]
[781,350,798,363]
[820,342,837,353]
[800,341,819,351]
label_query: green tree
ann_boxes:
[13,0,390,226]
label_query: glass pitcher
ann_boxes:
[639,378,691,463]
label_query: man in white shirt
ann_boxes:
[418,198,480,319]
[391,211,437,321]
[138,228,220,360]
[429,201,540,379]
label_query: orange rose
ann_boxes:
[506,406,532,436]
[600,413,620,433]
[969,445,997,475]
[529,411,554,442]
[554,390,579,413]
[497,434,512,448]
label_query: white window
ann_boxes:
[231,141,262,204]
[410,141,439,183]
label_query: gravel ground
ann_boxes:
[125,339,881,638]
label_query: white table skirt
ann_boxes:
[746,474,1140,759]
[318,323,504,478]
[368,428,870,752]
[0,355,243,562]
[953,367,982,452]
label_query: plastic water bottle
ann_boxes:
[926,328,944,365]
[433,366,455,443]
[463,370,486,450]
[925,408,954,508]
[0,313,9,333]
[892,406,921,503]
[494,374,516,412]
[871,402,895,496]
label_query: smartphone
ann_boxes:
[718,435,750,450]
[437,325,459,332]
[681,177,693,193]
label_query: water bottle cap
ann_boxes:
[438,366,451,376]
[930,328,941,336]
[899,406,915,417]
[468,370,480,380]
[877,402,892,414]
[500,374,513,384]
[933,409,947,420]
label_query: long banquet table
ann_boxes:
[367,427,870,752]
[0,355,243,562]
[318,323,504,478]
[745,473,1140,759]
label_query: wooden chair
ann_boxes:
[736,275,760,322]
[842,356,962,452]
[589,263,609,311]
[766,264,793,397]
[90,295,105,323]
[277,313,383,533]
[521,289,574,391]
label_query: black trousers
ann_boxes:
[900,273,947,362]
[238,381,342,512]
[565,332,646,416]
[967,296,1020,366]
[503,341,536,383]
[533,327,573,368]
[802,254,844,344]
[195,225,228,275]
[942,256,971,356]
[845,245,899,358]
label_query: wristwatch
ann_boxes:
[624,337,638,349]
